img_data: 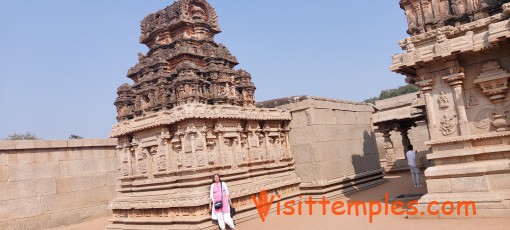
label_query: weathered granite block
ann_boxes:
[0,197,41,222]
[0,166,7,182]
[0,178,56,201]
[8,162,59,181]
[59,158,116,177]
[0,214,50,230]
[487,174,510,190]
[427,178,452,193]
[56,174,107,193]
[49,204,108,228]
[41,187,113,214]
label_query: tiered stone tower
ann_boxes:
[393,0,510,217]
[108,0,301,228]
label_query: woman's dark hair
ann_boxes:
[212,174,221,183]
[408,144,414,150]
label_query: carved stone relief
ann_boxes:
[468,93,480,106]
[473,105,510,132]
[137,148,149,174]
[439,114,458,136]
[434,32,452,57]
[474,108,495,129]
[438,91,450,108]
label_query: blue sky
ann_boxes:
[0,0,409,139]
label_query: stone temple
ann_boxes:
[393,0,510,217]
[108,0,302,228]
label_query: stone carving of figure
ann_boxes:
[468,93,479,106]
[440,114,457,136]
[473,0,488,9]
[191,4,206,21]
[439,0,451,18]
[421,1,434,24]
[434,31,451,56]
[134,97,142,111]
[137,148,148,174]
[157,155,166,171]
[404,6,417,31]
[451,0,466,16]
[438,91,450,108]
[405,39,416,51]
[138,52,144,61]
[148,92,156,107]
[412,2,424,31]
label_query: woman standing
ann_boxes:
[210,174,236,230]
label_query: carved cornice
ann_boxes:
[391,8,510,73]
[111,104,292,137]
[425,130,510,145]
[416,79,435,91]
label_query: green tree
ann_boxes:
[69,134,84,139]
[364,84,420,104]
[7,132,40,140]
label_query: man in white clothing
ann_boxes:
[406,145,422,188]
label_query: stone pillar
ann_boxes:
[416,78,438,139]
[284,126,291,158]
[170,131,182,170]
[161,133,171,172]
[263,130,271,160]
[397,123,412,158]
[379,127,396,168]
[442,64,469,136]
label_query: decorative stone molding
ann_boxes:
[400,0,509,36]
[415,79,435,91]
[474,60,510,103]
[111,104,292,137]
[391,14,510,72]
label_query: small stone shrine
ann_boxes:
[393,0,510,217]
[108,0,301,228]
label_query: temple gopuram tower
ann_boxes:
[393,0,510,216]
[108,0,301,228]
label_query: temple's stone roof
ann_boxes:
[114,0,256,122]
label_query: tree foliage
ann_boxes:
[364,84,420,104]
[7,132,40,140]
[69,134,84,139]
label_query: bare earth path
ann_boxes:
[53,172,510,230]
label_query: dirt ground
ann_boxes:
[52,172,510,230]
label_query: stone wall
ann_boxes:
[0,139,119,230]
[258,96,386,198]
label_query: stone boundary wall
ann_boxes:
[258,96,386,198]
[0,139,119,230]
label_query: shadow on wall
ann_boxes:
[351,131,382,174]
